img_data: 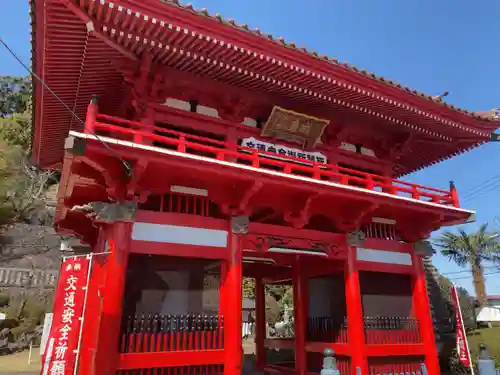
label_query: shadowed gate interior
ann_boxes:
[119,254,224,374]
[118,249,422,375]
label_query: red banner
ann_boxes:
[451,285,473,369]
[41,256,91,375]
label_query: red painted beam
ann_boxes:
[264,339,295,350]
[78,133,471,227]
[118,350,224,369]
[249,222,346,241]
[130,241,228,260]
[304,342,351,356]
[303,342,426,357]
[356,261,414,275]
[135,211,227,230]
[263,365,297,374]
[365,344,427,357]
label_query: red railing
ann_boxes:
[367,356,425,375]
[118,314,224,373]
[139,192,214,217]
[84,111,459,207]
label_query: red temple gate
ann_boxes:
[30,0,499,374]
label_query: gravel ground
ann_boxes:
[0,350,41,374]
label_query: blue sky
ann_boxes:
[1,1,499,295]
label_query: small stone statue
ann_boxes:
[477,344,496,375]
[320,348,339,375]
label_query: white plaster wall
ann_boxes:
[135,271,221,314]
[242,117,257,127]
[203,275,220,312]
[159,270,190,314]
[197,105,220,118]
[164,98,191,111]
[137,290,168,313]
[162,97,259,128]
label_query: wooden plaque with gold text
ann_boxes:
[261,106,330,149]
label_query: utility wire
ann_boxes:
[462,182,500,203]
[446,271,500,281]
[461,174,500,197]
[440,266,498,276]
[459,174,500,203]
[0,37,132,177]
[462,180,500,200]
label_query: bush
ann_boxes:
[0,317,20,331]
[9,318,37,342]
[265,294,280,326]
[0,293,9,307]
[22,297,46,324]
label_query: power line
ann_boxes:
[462,182,500,203]
[446,271,500,280]
[0,36,132,177]
[440,266,498,276]
[461,174,500,197]
[460,174,500,203]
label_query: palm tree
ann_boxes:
[433,224,500,307]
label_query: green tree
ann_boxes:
[437,275,475,331]
[243,278,255,298]
[0,76,56,244]
[0,76,32,116]
[434,224,500,307]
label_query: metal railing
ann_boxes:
[83,110,459,208]
[307,316,348,344]
[364,316,421,344]
[120,314,224,353]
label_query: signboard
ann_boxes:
[241,137,327,165]
[261,106,329,149]
[203,275,220,311]
[41,257,91,375]
[451,285,474,373]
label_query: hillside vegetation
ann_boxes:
[0,76,58,243]
[0,76,60,348]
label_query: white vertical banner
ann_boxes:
[451,284,475,375]
[40,313,54,356]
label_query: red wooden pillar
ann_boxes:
[293,259,308,375]
[224,217,244,375]
[255,276,266,371]
[84,96,99,134]
[344,246,368,375]
[94,222,132,375]
[77,242,108,375]
[134,106,155,145]
[219,261,227,332]
[411,251,440,375]
[450,181,460,208]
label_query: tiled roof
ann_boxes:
[28,0,499,170]
[163,0,498,122]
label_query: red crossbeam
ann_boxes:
[118,350,224,370]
